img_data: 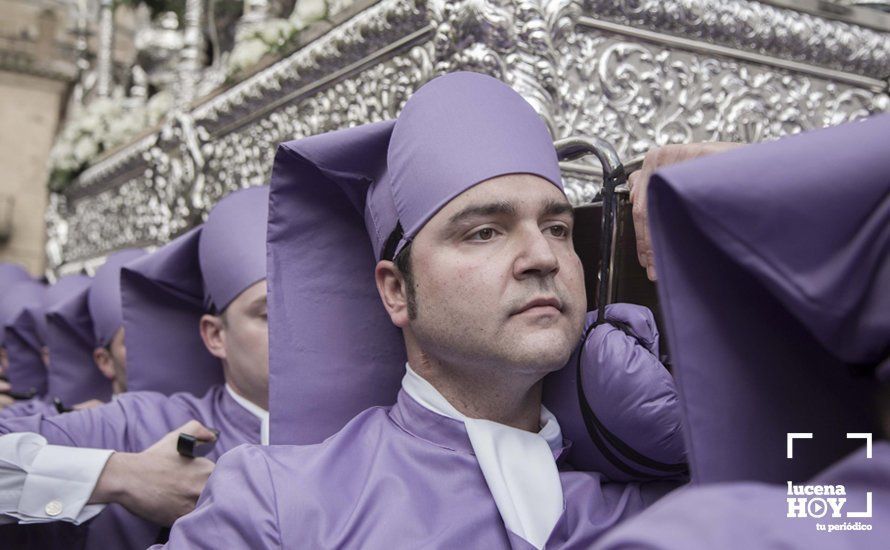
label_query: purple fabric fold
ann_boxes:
[88,248,147,347]
[46,281,113,405]
[647,113,890,485]
[121,227,219,395]
[121,186,269,396]
[1,280,46,394]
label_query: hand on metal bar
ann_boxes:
[628,143,743,281]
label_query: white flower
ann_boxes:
[228,38,269,74]
[257,19,294,46]
[49,141,78,171]
[291,0,326,29]
[89,98,118,119]
[72,136,99,164]
[106,112,142,147]
[146,90,174,125]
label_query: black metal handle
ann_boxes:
[53,397,72,414]
[176,429,220,458]
[555,138,642,326]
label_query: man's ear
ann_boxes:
[200,314,227,360]
[93,348,115,380]
[375,260,410,328]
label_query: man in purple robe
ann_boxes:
[590,113,890,549]
[79,248,148,404]
[0,263,35,410]
[0,186,271,549]
[159,72,712,549]
[0,248,148,422]
[0,274,98,419]
[0,278,48,406]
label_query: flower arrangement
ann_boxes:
[227,18,300,76]
[47,1,332,191]
[48,90,174,192]
[226,0,329,78]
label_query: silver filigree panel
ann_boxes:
[556,26,890,203]
[49,0,890,270]
[200,44,435,207]
[583,0,890,78]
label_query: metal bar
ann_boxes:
[556,137,630,325]
[578,16,888,92]
[207,24,436,137]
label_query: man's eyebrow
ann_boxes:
[447,201,517,226]
[541,199,574,220]
[250,296,268,309]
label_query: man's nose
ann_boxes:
[513,226,560,279]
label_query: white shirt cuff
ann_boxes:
[13,444,114,525]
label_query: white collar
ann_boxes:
[402,363,564,549]
[402,362,562,452]
[224,384,269,445]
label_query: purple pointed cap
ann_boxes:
[121,227,215,395]
[0,263,30,291]
[88,248,147,347]
[0,280,45,346]
[199,186,269,312]
[46,279,113,405]
[122,186,269,396]
[27,274,92,346]
[648,113,890,485]
[268,72,562,444]
[1,280,46,393]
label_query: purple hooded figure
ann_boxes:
[1,249,148,422]
[159,72,684,550]
[45,276,115,409]
[119,227,223,396]
[594,114,890,549]
[90,249,146,349]
[87,248,147,396]
[0,186,270,550]
[1,279,49,397]
[0,263,33,386]
[0,275,95,419]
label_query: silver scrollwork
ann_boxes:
[48,0,890,269]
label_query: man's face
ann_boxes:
[95,327,128,393]
[108,327,127,388]
[401,174,586,378]
[0,346,7,375]
[203,280,269,408]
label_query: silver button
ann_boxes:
[45,500,63,517]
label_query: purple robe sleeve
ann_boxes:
[156,444,281,550]
[0,393,166,451]
[0,398,56,420]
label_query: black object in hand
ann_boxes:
[176,429,220,458]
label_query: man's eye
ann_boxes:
[470,227,497,241]
[546,225,568,238]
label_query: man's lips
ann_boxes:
[512,296,564,316]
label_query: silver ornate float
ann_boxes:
[48,0,890,273]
